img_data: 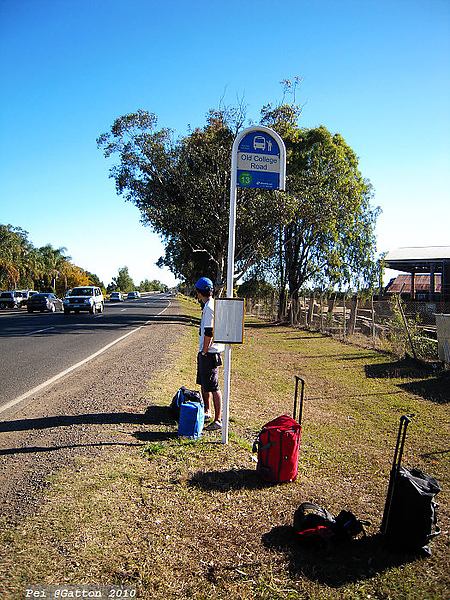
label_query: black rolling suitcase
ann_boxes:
[380,414,441,556]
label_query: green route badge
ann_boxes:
[238,171,252,186]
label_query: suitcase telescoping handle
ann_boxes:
[293,376,305,426]
[380,413,415,535]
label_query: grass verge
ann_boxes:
[1,296,449,599]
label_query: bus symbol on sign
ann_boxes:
[253,136,266,150]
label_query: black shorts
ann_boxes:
[196,352,222,393]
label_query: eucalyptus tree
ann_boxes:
[260,104,380,317]
[112,266,135,293]
[0,224,23,288]
[98,108,292,292]
[99,96,379,304]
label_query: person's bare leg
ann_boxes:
[201,388,212,418]
[212,389,222,423]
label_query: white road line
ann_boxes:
[0,301,170,416]
[25,327,55,336]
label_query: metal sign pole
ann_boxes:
[221,126,286,445]
[221,139,238,445]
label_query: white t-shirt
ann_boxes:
[198,298,224,353]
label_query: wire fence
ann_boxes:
[244,294,450,363]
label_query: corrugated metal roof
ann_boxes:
[386,246,450,261]
[386,274,442,294]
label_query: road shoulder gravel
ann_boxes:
[0,301,190,522]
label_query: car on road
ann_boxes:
[27,293,64,313]
[63,286,104,314]
[127,291,140,299]
[109,292,124,302]
[16,290,31,305]
[0,291,24,309]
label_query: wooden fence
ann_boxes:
[244,294,450,361]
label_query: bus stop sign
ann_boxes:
[236,128,286,190]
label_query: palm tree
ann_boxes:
[0,225,29,289]
[38,245,72,292]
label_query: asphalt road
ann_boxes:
[0,293,171,416]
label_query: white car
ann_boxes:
[63,286,104,314]
[0,291,24,309]
[109,292,124,302]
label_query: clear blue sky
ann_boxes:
[1,0,449,287]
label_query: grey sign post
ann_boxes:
[219,126,286,444]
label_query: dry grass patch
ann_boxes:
[1,298,449,600]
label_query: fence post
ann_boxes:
[329,293,336,326]
[371,296,376,349]
[348,295,358,336]
[320,294,324,332]
[307,293,314,327]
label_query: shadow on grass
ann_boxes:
[132,431,178,442]
[188,467,275,491]
[0,441,142,456]
[364,357,438,379]
[0,405,179,452]
[0,412,148,433]
[245,321,285,330]
[263,526,417,587]
[0,405,176,434]
[365,359,450,404]
[143,404,176,425]
[151,314,200,327]
[398,377,450,404]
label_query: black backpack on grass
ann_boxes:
[170,387,202,420]
[293,502,369,549]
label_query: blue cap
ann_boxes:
[195,277,213,291]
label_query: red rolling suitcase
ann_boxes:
[253,376,305,483]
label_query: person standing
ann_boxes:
[195,277,224,431]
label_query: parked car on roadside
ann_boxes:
[27,293,63,313]
[109,292,124,302]
[0,291,24,309]
[63,286,104,314]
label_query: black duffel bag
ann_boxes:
[383,466,441,556]
[170,386,202,420]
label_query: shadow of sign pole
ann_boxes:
[220,126,286,444]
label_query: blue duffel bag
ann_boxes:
[178,401,205,439]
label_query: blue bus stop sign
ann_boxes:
[236,129,285,190]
